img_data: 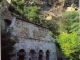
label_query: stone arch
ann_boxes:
[38,50,44,60]
[29,49,36,60]
[46,50,50,60]
[17,49,26,60]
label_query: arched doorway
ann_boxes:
[29,49,36,60]
[46,50,50,60]
[17,49,26,60]
[38,50,43,60]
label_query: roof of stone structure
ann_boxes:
[16,17,49,29]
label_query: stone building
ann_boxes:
[8,17,57,60]
[0,3,66,59]
[0,6,65,60]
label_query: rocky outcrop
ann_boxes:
[0,6,13,20]
[1,0,79,21]
[0,6,14,28]
[40,0,79,20]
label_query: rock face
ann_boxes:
[0,6,13,28]
[39,0,79,20]
[10,18,57,60]
[1,0,79,21]
[0,6,13,20]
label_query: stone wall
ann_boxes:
[11,18,57,60]
[0,6,13,28]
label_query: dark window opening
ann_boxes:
[17,49,26,60]
[19,49,25,52]
[39,55,43,60]
[4,19,11,27]
[39,50,43,60]
[29,49,36,60]
[30,49,35,54]
[46,50,50,60]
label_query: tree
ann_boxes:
[23,6,41,22]
[61,11,79,33]
[12,0,44,23]
[1,28,18,60]
[12,0,24,16]
[56,32,80,60]
[44,20,59,38]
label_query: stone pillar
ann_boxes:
[36,51,39,60]
[34,53,38,60]
[43,51,46,60]
[25,52,29,60]
[49,52,52,60]
[25,49,30,60]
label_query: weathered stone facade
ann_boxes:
[10,18,57,60]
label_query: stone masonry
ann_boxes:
[10,17,57,60]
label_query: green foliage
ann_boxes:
[12,0,44,23]
[29,0,39,2]
[1,27,18,60]
[23,6,41,21]
[12,0,24,15]
[56,32,80,60]
[61,11,79,33]
[57,10,80,60]
[44,20,59,38]
[11,0,59,38]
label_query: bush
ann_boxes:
[57,32,80,60]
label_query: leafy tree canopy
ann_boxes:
[56,32,80,60]
[44,20,59,38]
[12,0,44,23]
[61,11,79,33]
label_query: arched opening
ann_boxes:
[38,50,43,60]
[17,49,26,60]
[4,19,11,27]
[46,50,50,60]
[29,49,36,60]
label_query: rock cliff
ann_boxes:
[39,0,79,20]
[23,0,79,20]
[1,0,79,20]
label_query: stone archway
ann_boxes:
[38,50,44,60]
[17,49,26,60]
[46,50,50,60]
[29,49,36,60]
